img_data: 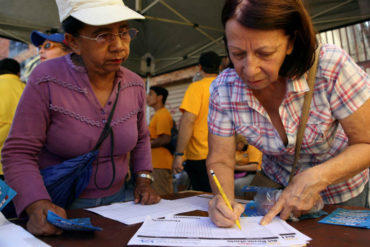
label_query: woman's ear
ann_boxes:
[286,34,296,55]
[65,33,81,55]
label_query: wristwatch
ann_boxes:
[136,173,154,183]
[174,152,184,156]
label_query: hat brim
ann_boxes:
[30,31,65,47]
[71,5,144,26]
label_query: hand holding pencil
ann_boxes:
[210,169,242,230]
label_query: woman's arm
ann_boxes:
[261,99,370,225]
[206,133,245,227]
[172,111,196,174]
[131,87,160,204]
[235,163,259,171]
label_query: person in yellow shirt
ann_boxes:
[234,134,263,197]
[0,58,25,179]
[147,86,174,195]
[172,51,221,192]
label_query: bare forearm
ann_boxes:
[319,144,370,186]
[207,160,235,200]
[175,114,194,153]
[151,135,170,148]
[206,134,236,200]
[235,163,259,172]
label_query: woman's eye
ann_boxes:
[232,53,245,59]
[258,52,273,57]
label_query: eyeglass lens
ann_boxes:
[40,42,52,50]
[96,29,138,43]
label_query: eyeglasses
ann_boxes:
[79,28,139,44]
[38,41,61,51]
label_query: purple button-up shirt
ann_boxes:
[2,54,152,215]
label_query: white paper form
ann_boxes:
[87,199,198,225]
[128,216,311,247]
[181,194,249,211]
[87,195,250,225]
[0,213,51,247]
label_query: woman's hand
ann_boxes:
[260,167,327,225]
[172,156,184,174]
[134,178,161,205]
[208,194,244,228]
[25,199,66,236]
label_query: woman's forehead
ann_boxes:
[81,21,129,33]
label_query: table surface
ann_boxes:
[13,191,370,247]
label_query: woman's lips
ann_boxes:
[110,59,123,64]
[247,79,263,85]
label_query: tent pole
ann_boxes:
[141,0,161,14]
[311,0,352,19]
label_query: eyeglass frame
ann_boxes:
[78,28,139,44]
[38,41,63,51]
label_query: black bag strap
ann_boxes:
[94,82,121,150]
[93,82,121,190]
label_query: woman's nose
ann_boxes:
[244,55,260,78]
[110,35,126,52]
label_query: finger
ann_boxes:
[214,196,239,226]
[139,191,150,204]
[291,209,302,218]
[149,194,161,204]
[209,205,237,227]
[260,199,284,225]
[233,202,245,217]
[143,192,156,205]
[27,217,61,236]
[133,190,141,203]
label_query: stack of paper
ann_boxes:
[0,212,50,247]
[128,215,311,247]
[87,195,242,225]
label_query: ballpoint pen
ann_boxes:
[210,169,242,230]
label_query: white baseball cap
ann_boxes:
[55,0,145,26]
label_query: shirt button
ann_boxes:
[102,119,107,124]
[108,101,112,105]
[101,109,105,115]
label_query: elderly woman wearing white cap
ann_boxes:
[2,0,160,235]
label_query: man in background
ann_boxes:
[147,86,174,195]
[172,51,221,192]
[0,58,25,180]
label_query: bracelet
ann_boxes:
[174,152,184,156]
[135,173,154,183]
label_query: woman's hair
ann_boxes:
[236,134,248,151]
[61,42,71,52]
[62,16,85,37]
[222,0,317,79]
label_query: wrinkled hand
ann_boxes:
[208,194,244,228]
[25,199,66,236]
[134,180,161,205]
[260,168,326,225]
[172,156,184,174]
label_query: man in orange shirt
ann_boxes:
[172,52,221,192]
[147,86,174,195]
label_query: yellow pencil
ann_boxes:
[210,169,242,230]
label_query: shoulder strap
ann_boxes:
[94,82,121,150]
[288,45,321,183]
